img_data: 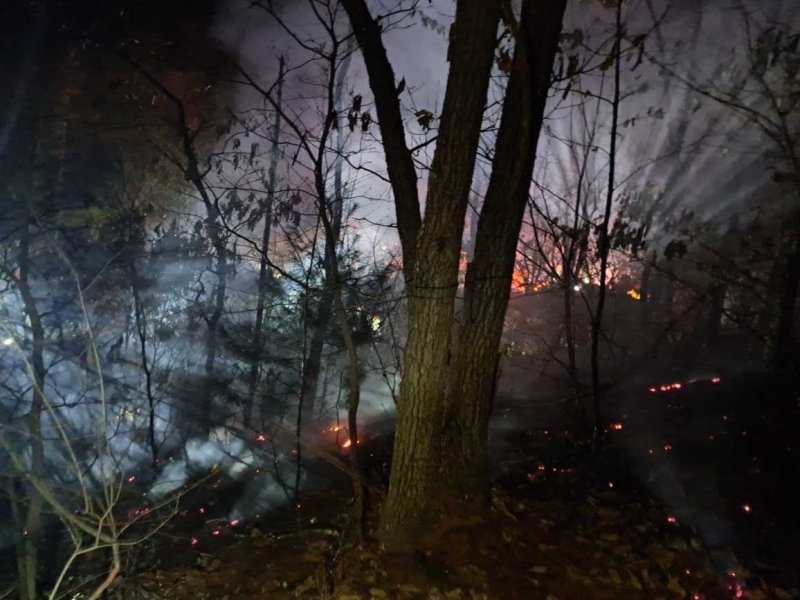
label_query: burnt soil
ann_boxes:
[102,374,799,600]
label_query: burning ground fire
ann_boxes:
[324,424,358,449]
[648,376,721,394]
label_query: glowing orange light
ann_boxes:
[626,288,642,301]
[742,503,751,513]
[341,439,352,448]
[256,433,268,442]
[511,268,527,293]
[611,422,624,431]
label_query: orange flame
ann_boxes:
[626,288,642,301]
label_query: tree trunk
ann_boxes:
[705,282,726,351]
[442,0,566,501]
[770,225,800,373]
[375,0,503,547]
[246,57,284,428]
[346,0,566,547]
[14,219,46,600]
[590,0,623,442]
[130,264,159,470]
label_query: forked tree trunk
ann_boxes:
[345,0,565,547]
[442,0,566,500]
[373,1,502,547]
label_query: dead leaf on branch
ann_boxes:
[415,109,435,131]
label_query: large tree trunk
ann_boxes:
[345,0,566,548]
[370,0,502,548]
[442,0,566,501]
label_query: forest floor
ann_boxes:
[108,372,800,600]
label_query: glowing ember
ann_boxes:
[607,481,614,488]
[611,422,624,431]
[711,377,721,384]
[341,439,352,448]
[127,475,136,483]
[649,381,687,393]
[511,267,527,293]
[663,444,673,451]
[230,519,240,527]
[190,537,199,546]
[626,288,642,300]
[742,503,752,513]
[256,433,268,442]
[666,515,677,524]
[212,529,221,536]
[537,464,546,471]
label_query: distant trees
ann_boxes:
[679,1,800,372]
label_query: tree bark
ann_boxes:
[345,0,566,548]
[342,0,420,282]
[358,0,503,548]
[246,57,284,429]
[590,0,623,443]
[442,0,566,501]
